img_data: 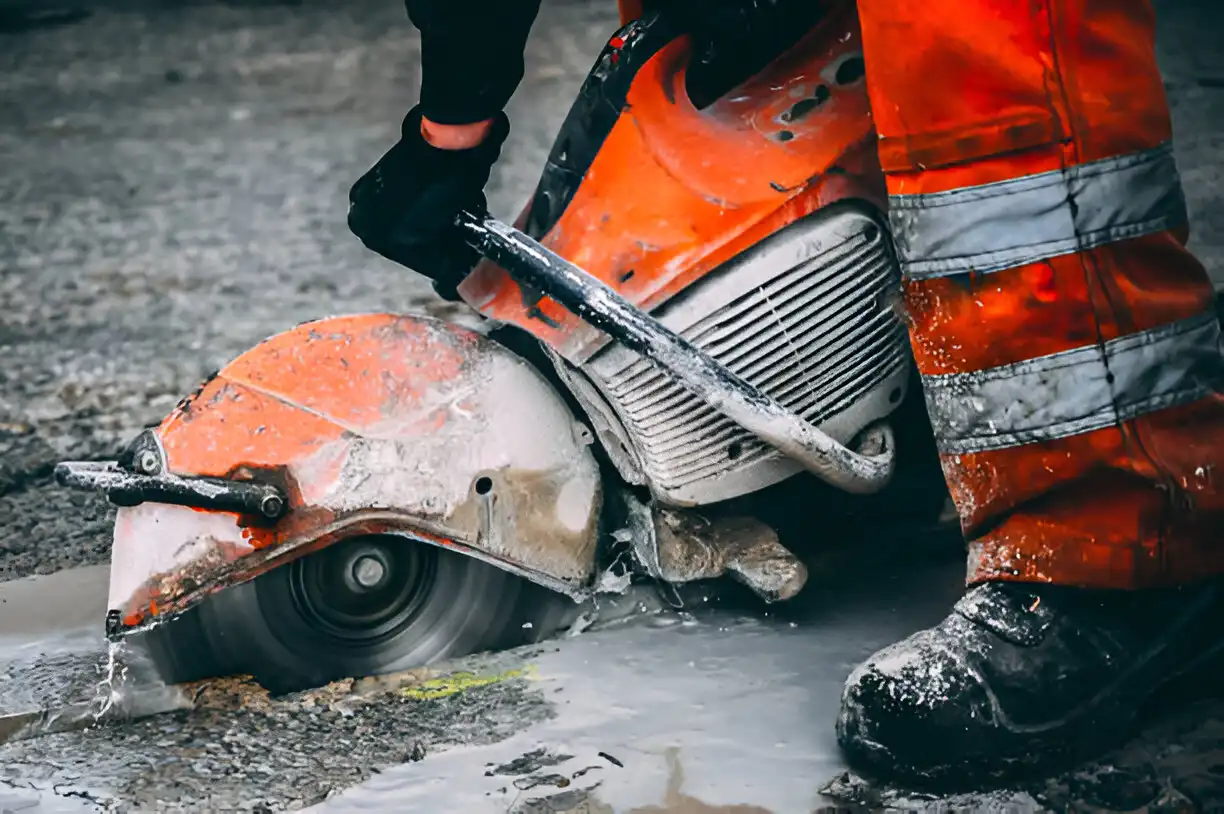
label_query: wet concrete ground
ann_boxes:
[3,0,1224,810]
[3,555,1224,813]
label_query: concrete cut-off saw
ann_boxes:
[56,0,954,693]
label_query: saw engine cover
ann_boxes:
[99,313,603,634]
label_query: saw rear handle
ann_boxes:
[454,211,897,495]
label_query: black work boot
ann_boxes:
[836,579,1224,784]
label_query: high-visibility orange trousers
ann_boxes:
[856,0,1224,589]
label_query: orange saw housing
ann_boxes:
[461,0,886,364]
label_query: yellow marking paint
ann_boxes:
[400,664,536,700]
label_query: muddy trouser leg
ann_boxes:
[832,0,1224,782]
[856,0,1224,589]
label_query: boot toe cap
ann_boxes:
[836,624,995,778]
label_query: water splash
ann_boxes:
[91,639,128,722]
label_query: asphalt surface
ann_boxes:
[2,0,1224,811]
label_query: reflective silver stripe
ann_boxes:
[890,142,1189,280]
[923,311,1224,455]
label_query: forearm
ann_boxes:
[405,0,543,127]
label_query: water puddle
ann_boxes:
[0,566,110,721]
[311,560,968,813]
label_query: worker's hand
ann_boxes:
[347,105,510,300]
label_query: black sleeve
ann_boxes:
[405,0,544,126]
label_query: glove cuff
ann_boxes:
[400,105,511,164]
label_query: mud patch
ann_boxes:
[489,747,576,778]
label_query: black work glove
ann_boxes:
[347,105,510,300]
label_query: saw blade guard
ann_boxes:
[59,313,603,636]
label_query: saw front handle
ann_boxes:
[54,460,287,520]
[454,211,897,495]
